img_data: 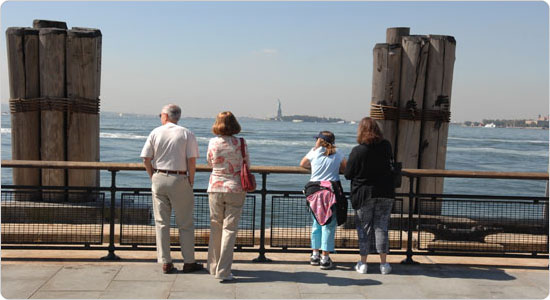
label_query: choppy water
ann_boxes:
[1,112,548,198]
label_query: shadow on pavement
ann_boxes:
[231,269,382,286]
[381,263,517,281]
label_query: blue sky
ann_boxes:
[1,1,548,121]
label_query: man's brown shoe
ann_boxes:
[182,262,204,273]
[162,263,177,274]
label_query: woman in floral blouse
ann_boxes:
[206,111,250,282]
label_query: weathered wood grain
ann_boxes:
[396,35,429,204]
[39,28,67,189]
[32,19,67,29]
[386,27,410,44]
[418,35,456,214]
[6,28,41,199]
[66,29,102,190]
[371,43,402,151]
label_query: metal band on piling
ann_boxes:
[9,97,100,114]
[370,103,451,122]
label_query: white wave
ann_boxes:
[447,146,548,157]
[100,132,148,140]
[1,128,11,134]
[196,137,211,143]
[449,136,548,145]
[196,136,356,148]
[245,139,356,149]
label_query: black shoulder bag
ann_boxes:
[390,155,402,189]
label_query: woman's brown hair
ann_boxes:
[212,111,241,136]
[357,117,383,145]
[318,131,337,156]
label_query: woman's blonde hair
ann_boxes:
[318,131,337,156]
[212,111,241,136]
[357,117,383,144]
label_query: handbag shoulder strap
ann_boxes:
[239,137,246,159]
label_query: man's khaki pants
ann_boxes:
[207,192,245,279]
[151,172,195,264]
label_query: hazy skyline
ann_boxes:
[1,1,548,122]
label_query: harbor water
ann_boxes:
[1,112,548,197]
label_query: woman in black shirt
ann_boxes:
[344,117,394,275]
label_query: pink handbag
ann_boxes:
[239,138,256,192]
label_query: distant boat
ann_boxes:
[336,120,345,124]
[119,113,123,117]
[350,121,356,124]
[292,119,303,123]
[484,123,496,128]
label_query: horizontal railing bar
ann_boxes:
[406,251,549,258]
[1,246,110,251]
[2,160,548,180]
[401,169,549,180]
[1,185,547,202]
[413,193,548,202]
[0,160,309,174]
[2,185,546,202]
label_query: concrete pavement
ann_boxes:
[1,250,548,299]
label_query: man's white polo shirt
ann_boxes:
[140,122,199,171]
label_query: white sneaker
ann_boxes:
[319,256,333,270]
[355,261,367,274]
[310,254,320,265]
[380,263,392,275]
[219,273,234,282]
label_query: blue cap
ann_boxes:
[314,132,335,145]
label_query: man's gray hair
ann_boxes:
[162,104,181,122]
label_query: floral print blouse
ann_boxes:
[207,136,250,193]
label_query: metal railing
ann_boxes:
[1,160,548,263]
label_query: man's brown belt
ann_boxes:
[154,169,187,175]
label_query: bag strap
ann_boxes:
[239,137,246,159]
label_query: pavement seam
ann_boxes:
[26,265,64,299]
[167,270,178,299]
[97,265,124,298]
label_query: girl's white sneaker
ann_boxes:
[355,261,368,274]
[380,263,392,275]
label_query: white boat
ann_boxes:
[292,119,303,123]
[336,120,345,124]
[484,123,496,128]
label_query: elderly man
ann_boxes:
[140,104,203,274]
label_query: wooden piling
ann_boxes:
[38,28,67,193]
[33,19,67,29]
[386,27,410,44]
[418,35,456,214]
[370,43,402,151]
[395,35,429,206]
[66,28,102,194]
[6,27,41,200]
[370,28,409,152]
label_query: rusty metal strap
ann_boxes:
[370,104,451,122]
[9,97,100,114]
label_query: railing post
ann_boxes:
[101,170,120,261]
[253,172,272,262]
[402,175,418,264]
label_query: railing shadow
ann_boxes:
[387,263,518,281]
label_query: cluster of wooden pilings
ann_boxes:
[6,20,102,200]
[370,27,456,213]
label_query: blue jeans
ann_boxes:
[311,213,337,252]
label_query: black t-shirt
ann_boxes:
[344,139,395,199]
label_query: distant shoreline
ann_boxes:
[455,124,548,130]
